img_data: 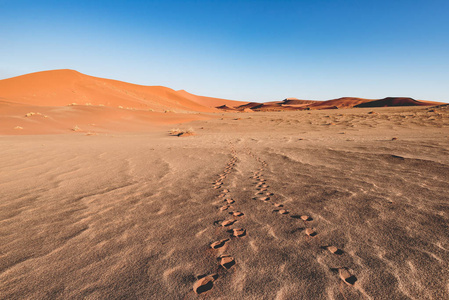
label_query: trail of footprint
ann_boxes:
[247,148,360,293]
[192,146,245,295]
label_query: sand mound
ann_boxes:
[0,69,213,113]
[306,97,372,109]
[281,99,320,106]
[355,97,432,107]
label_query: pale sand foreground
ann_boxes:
[1,107,449,299]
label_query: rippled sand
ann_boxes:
[1,106,448,299]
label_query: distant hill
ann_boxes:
[355,97,434,108]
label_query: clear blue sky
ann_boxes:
[1,0,448,102]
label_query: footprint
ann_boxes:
[257,197,270,201]
[272,208,289,214]
[210,239,230,249]
[225,199,235,204]
[230,228,246,237]
[231,211,244,217]
[218,255,236,270]
[222,189,230,193]
[338,268,357,285]
[305,228,317,237]
[300,215,313,221]
[321,245,344,255]
[220,205,230,211]
[273,203,284,207]
[290,215,313,221]
[221,219,237,227]
[193,274,218,294]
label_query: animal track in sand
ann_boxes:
[210,239,230,249]
[193,274,218,294]
[218,255,236,270]
[225,198,235,204]
[273,203,283,207]
[220,205,230,211]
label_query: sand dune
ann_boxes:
[355,97,435,108]
[0,70,237,134]
[0,70,216,113]
[223,97,444,112]
[306,97,372,109]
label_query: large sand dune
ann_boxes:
[1,105,449,299]
[0,69,216,112]
[0,70,240,134]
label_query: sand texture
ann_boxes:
[1,106,449,299]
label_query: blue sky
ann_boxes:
[1,0,448,102]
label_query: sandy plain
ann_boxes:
[1,105,449,299]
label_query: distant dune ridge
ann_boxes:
[221,96,443,112]
[0,69,445,134]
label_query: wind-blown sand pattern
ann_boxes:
[1,106,449,299]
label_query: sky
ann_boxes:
[1,0,448,102]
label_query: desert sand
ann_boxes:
[1,100,449,299]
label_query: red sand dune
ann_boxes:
[250,103,304,111]
[232,102,261,111]
[281,98,320,106]
[0,69,216,113]
[354,97,434,108]
[0,69,242,135]
[306,97,373,109]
